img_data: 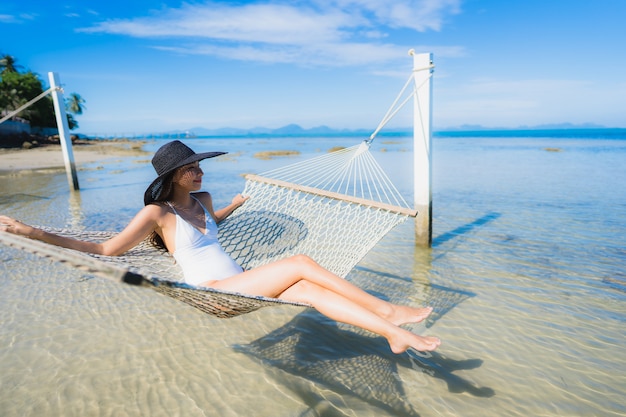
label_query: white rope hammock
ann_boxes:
[219,141,416,279]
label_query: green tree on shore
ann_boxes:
[0,53,84,130]
[65,92,85,129]
[0,54,22,74]
[66,93,85,115]
[0,70,55,127]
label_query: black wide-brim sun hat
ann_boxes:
[144,140,226,205]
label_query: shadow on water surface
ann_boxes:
[0,193,49,205]
[235,268,492,416]
[432,212,501,247]
[353,266,476,329]
[236,312,494,417]
[603,272,626,294]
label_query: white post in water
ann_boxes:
[410,51,433,247]
[48,72,79,191]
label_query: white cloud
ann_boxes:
[81,3,355,44]
[79,0,462,67]
[330,0,461,31]
[156,40,408,67]
[0,13,36,23]
[0,14,15,23]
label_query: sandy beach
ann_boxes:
[0,140,150,173]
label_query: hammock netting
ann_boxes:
[0,141,417,318]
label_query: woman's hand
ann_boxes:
[3,204,162,256]
[212,193,250,223]
[231,194,250,208]
[0,215,35,237]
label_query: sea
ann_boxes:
[1,129,625,417]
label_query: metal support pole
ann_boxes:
[410,51,433,247]
[48,72,79,191]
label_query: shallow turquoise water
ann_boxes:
[1,134,625,416]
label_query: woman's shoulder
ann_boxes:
[191,191,212,202]
[191,192,214,212]
[142,202,173,217]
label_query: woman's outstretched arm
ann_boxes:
[0,205,163,256]
[197,192,248,223]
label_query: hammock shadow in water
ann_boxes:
[235,312,494,417]
[235,270,492,416]
[219,209,308,269]
[603,273,626,294]
[351,266,476,329]
[432,212,501,247]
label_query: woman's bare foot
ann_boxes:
[388,329,441,354]
[386,305,433,327]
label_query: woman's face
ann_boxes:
[173,162,203,190]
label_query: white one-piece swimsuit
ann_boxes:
[167,196,243,286]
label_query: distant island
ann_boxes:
[186,123,372,137]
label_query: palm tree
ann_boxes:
[0,54,22,75]
[66,92,86,115]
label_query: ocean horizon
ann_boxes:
[83,126,626,141]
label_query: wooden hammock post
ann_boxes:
[48,72,79,191]
[410,51,434,247]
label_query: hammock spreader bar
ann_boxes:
[245,174,418,217]
[0,231,310,319]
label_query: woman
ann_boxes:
[0,140,440,354]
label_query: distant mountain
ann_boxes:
[185,124,374,137]
[441,122,607,131]
[520,122,606,130]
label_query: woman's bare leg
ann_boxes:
[207,255,440,353]
[209,255,431,326]
[278,279,441,353]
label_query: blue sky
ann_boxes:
[2,0,625,135]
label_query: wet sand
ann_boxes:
[0,141,150,173]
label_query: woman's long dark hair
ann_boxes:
[147,171,176,251]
